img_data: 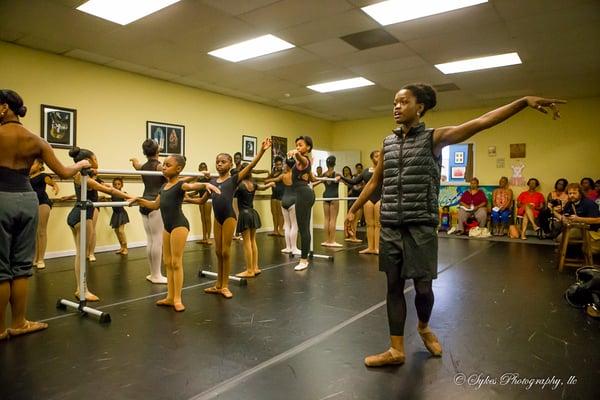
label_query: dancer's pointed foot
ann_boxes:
[156,298,174,307]
[7,320,48,337]
[418,326,443,357]
[364,348,405,367]
[219,288,233,299]
[235,270,255,278]
[173,302,186,312]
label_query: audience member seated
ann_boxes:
[595,179,600,209]
[547,178,569,211]
[491,176,513,236]
[456,177,488,235]
[554,183,600,251]
[581,177,598,202]
[536,178,568,239]
[517,178,545,240]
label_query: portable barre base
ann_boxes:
[198,270,248,286]
[56,299,111,324]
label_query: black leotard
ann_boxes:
[30,173,52,207]
[322,171,339,202]
[159,180,189,233]
[293,159,315,259]
[236,180,261,233]
[140,159,166,216]
[67,181,97,228]
[281,183,295,210]
[210,172,239,225]
[342,168,381,203]
[110,193,129,229]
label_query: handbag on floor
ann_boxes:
[564,266,600,318]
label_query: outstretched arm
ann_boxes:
[87,178,135,200]
[135,195,160,210]
[238,138,272,182]
[39,139,89,178]
[130,158,142,170]
[433,96,565,154]
[182,181,221,195]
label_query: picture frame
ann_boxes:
[242,135,257,161]
[454,151,464,164]
[40,104,77,149]
[146,121,185,157]
[271,135,288,168]
[451,166,466,179]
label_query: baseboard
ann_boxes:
[45,227,273,260]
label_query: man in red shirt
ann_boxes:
[456,178,488,234]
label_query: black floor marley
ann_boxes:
[1,231,598,400]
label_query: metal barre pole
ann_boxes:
[314,197,359,201]
[96,169,218,177]
[198,270,248,286]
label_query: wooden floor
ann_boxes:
[0,230,598,400]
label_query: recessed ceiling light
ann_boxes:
[76,0,181,25]
[435,52,522,74]
[208,35,295,62]
[361,0,487,26]
[307,78,375,93]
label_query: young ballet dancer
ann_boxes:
[339,150,381,254]
[29,158,59,269]
[109,177,129,255]
[197,162,213,244]
[267,156,285,237]
[1,89,90,338]
[133,155,220,312]
[345,83,564,367]
[288,136,315,271]
[235,164,275,278]
[340,165,363,243]
[67,147,134,302]
[315,155,342,247]
[199,138,271,298]
[265,158,300,255]
[130,139,168,284]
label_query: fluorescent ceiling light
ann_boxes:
[435,52,522,74]
[208,35,295,62]
[307,78,375,93]
[76,0,181,25]
[362,0,487,26]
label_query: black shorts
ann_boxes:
[0,191,38,281]
[379,225,438,280]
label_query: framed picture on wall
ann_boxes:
[451,166,466,179]
[40,104,77,149]
[454,151,464,164]
[242,135,257,161]
[146,121,185,157]
[271,135,287,168]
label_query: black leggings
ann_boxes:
[295,185,315,259]
[386,267,434,336]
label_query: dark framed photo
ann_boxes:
[146,121,185,157]
[40,104,77,149]
[271,135,288,168]
[242,135,257,161]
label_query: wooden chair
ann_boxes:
[557,222,593,272]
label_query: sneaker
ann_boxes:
[294,261,309,271]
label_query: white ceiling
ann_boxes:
[1,0,599,120]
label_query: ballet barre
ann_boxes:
[198,270,248,286]
[94,168,216,178]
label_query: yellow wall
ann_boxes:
[331,98,600,194]
[1,42,333,256]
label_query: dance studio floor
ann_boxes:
[1,231,598,400]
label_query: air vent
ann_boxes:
[433,83,460,92]
[340,28,399,50]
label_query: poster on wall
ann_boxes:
[40,104,77,149]
[510,143,526,158]
[271,135,288,168]
[488,146,496,157]
[146,121,185,157]
[242,135,257,161]
[451,166,465,179]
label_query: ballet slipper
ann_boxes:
[321,242,330,247]
[254,269,262,276]
[114,250,123,254]
[0,329,9,341]
[364,347,405,367]
[344,238,353,242]
[36,261,46,270]
[7,320,48,337]
[235,270,256,278]
[219,288,233,299]
[146,275,168,284]
[349,238,363,243]
[418,326,443,356]
[292,249,301,256]
[281,248,292,254]
[204,286,221,295]
[294,261,309,271]
[373,250,379,255]
[329,242,343,248]
[120,249,128,255]
[156,298,174,307]
[359,248,373,254]
[173,302,186,312]
[74,291,100,302]
[520,235,527,240]
[88,255,96,262]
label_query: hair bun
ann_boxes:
[68,146,81,158]
[17,105,27,117]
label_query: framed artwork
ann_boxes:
[510,143,526,159]
[454,151,464,164]
[242,135,257,161]
[146,121,185,157]
[271,135,288,168]
[487,146,497,157]
[451,166,466,179]
[40,104,77,149]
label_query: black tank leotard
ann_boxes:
[30,173,52,207]
[281,183,295,210]
[67,181,97,228]
[210,172,239,225]
[342,168,381,203]
[140,159,166,216]
[159,180,189,233]
[322,171,339,202]
[236,180,261,233]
